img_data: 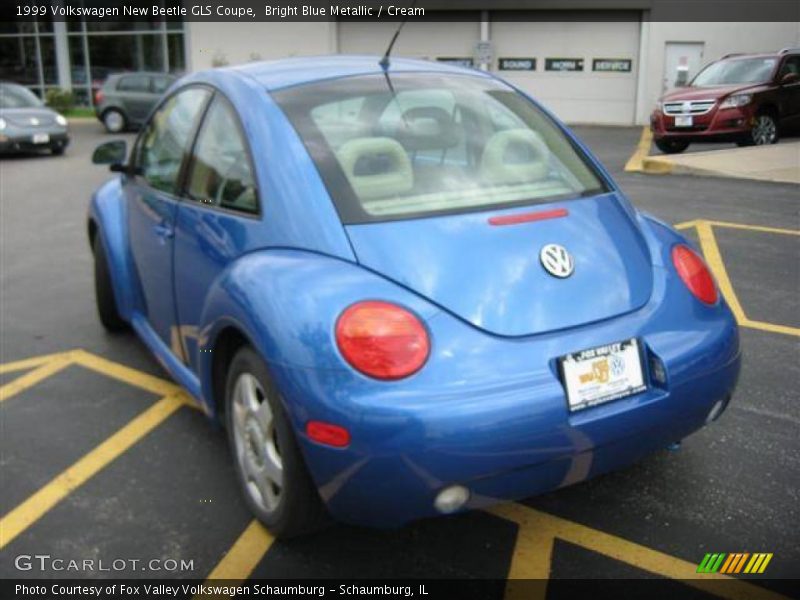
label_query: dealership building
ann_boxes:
[2,2,798,125]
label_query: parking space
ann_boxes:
[1,122,798,597]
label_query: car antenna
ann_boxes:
[379,0,417,71]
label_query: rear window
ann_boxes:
[273,73,606,224]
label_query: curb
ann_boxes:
[640,156,674,174]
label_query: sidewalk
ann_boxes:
[625,128,800,185]
[644,142,800,184]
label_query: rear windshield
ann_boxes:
[274,73,606,224]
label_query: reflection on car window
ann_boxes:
[137,87,210,195]
[693,58,777,86]
[276,74,605,223]
[0,83,42,108]
[186,97,258,214]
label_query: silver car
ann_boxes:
[94,72,176,133]
[0,83,70,155]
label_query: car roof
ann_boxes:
[721,52,794,60]
[224,55,491,91]
[108,71,176,79]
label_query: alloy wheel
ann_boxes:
[231,372,284,513]
[104,111,124,133]
[752,115,777,145]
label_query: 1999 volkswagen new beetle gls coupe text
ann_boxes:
[89,56,740,537]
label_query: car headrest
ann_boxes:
[480,129,550,185]
[336,137,413,201]
[391,106,463,152]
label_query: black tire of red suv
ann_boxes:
[738,112,779,147]
[654,139,690,154]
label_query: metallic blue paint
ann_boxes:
[88,56,740,528]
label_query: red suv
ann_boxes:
[651,48,800,153]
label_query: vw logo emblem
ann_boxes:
[540,243,574,278]
[30,117,39,126]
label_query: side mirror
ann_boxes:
[92,140,127,169]
[780,72,800,85]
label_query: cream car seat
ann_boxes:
[335,137,413,200]
[480,129,550,185]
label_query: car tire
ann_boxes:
[225,346,328,538]
[92,234,128,332]
[102,109,127,134]
[654,139,690,154]
[51,146,65,156]
[738,112,779,147]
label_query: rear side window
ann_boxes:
[136,87,210,194]
[152,76,172,95]
[274,73,606,224]
[185,96,258,214]
[117,74,151,93]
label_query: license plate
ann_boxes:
[32,133,50,144]
[674,115,693,127]
[560,338,647,412]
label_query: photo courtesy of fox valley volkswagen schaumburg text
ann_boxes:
[1,1,798,599]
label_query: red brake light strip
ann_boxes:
[488,208,569,226]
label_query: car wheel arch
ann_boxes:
[209,324,253,424]
[88,218,98,250]
[757,103,779,118]
[89,180,137,320]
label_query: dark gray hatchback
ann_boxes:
[94,72,176,133]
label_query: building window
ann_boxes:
[0,6,184,106]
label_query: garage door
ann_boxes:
[338,15,480,66]
[491,13,641,125]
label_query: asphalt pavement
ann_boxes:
[0,121,797,595]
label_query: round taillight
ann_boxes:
[672,245,718,305]
[335,301,430,380]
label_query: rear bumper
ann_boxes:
[650,105,756,142]
[280,266,741,527]
[301,344,738,528]
[0,132,69,154]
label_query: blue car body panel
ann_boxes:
[89,56,740,527]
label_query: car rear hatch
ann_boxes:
[344,192,654,337]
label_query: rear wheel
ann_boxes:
[737,112,779,147]
[225,346,327,538]
[92,235,127,332]
[654,138,690,154]
[102,109,126,134]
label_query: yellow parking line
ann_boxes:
[491,503,790,600]
[0,350,74,375]
[624,127,653,172]
[741,320,800,337]
[0,356,73,403]
[704,220,800,236]
[197,520,274,591]
[70,349,181,396]
[695,221,748,324]
[674,220,699,231]
[695,221,800,337]
[0,393,186,549]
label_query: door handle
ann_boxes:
[153,222,174,240]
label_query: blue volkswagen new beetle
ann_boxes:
[89,56,740,537]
